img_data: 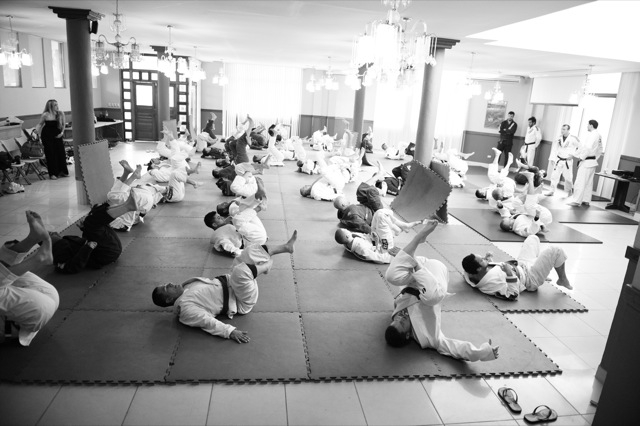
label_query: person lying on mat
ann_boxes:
[511,159,547,203]
[1,211,59,347]
[384,220,499,361]
[461,235,572,301]
[335,228,397,264]
[498,171,553,237]
[50,197,138,274]
[432,139,475,188]
[151,232,297,343]
[300,159,349,202]
[205,195,268,246]
[475,149,516,213]
[208,223,243,258]
[334,163,389,233]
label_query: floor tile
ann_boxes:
[560,336,607,368]
[504,314,554,338]
[0,384,60,426]
[532,337,591,370]
[516,414,590,426]
[38,386,137,426]
[355,380,442,425]
[421,378,513,424]
[583,413,595,424]
[446,421,518,426]
[546,370,598,415]
[207,384,286,425]
[123,384,212,425]
[285,382,366,426]
[531,314,600,337]
[485,376,578,420]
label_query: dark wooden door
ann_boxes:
[134,82,157,141]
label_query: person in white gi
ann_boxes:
[152,232,297,343]
[107,161,165,231]
[475,149,516,212]
[1,211,59,346]
[545,124,580,196]
[462,235,572,301]
[520,117,542,166]
[498,170,552,236]
[210,223,243,258]
[299,158,349,202]
[334,228,396,264]
[567,119,603,206]
[384,221,499,361]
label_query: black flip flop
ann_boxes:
[497,387,522,413]
[524,405,558,424]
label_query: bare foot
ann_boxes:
[195,161,202,174]
[557,277,573,290]
[192,181,203,189]
[489,339,500,359]
[459,151,475,160]
[417,219,438,241]
[25,211,49,243]
[284,230,298,253]
[36,231,54,266]
[132,164,142,180]
[515,158,526,170]
[119,160,134,174]
[491,147,501,156]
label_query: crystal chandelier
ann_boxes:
[211,60,229,86]
[305,61,339,92]
[351,0,436,89]
[0,16,33,69]
[484,80,504,103]
[570,65,595,107]
[94,0,140,70]
[188,46,206,82]
[462,52,481,98]
[158,25,177,77]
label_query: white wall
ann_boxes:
[201,61,224,110]
[465,78,533,137]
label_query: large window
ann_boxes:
[28,35,45,88]
[1,29,22,87]
[51,40,65,88]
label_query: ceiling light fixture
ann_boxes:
[570,65,596,106]
[211,60,229,86]
[94,0,140,70]
[0,15,33,69]
[306,59,340,92]
[158,25,177,77]
[462,52,481,98]
[484,77,505,103]
[188,46,206,82]
[351,0,436,89]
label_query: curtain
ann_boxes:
[223,63,302,138]
[434,71,472,152]
[596,72,640,198]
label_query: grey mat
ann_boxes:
[423,223,492,245]
[548,208,637,225]
[391,160,451,222]
[18,310,180,383]
[293,240,380,270]
[435,311,559,377]
[295,269,392,312]
[450,208,602,244]
[117,237,211,267]
[168,312,308,382]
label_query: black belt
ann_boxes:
[401,287,420,299]
[557,156,568,161]
[525,141,536,145]
[216,275,230,316]
[585,156,596,160]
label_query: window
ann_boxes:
[51,40,65,87]
[1,29,22,87]
[28,35,46,87]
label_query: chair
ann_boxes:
[0,138,31,185]
[14,135,47,180]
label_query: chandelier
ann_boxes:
[570,65,595,107]
[351,0,437,89]
[188,46,206,82]
[462,52,481,98]
[306,61,339,92]
[211,60,229,86]
[158,25,177,77]
[484,80,504,103]
[0,16,33,69]
[94,0,140,70]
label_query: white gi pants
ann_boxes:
[371,209,401,250]
[232,209,267,246]
[549,159,574,193]
[517,235,567,291]
[230,244,272,314]
[570,163,596,204]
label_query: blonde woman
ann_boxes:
[36,99,69,180]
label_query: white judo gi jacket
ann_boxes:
[386,251,496,361]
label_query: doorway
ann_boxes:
[133,82,157,141]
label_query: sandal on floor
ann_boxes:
[524,405,558,423]
[497,387,522,413]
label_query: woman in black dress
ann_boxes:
[36,99,68,180]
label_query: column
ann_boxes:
[50,7,103,205]
[352,65,368,149]
[414,38,459,165]
[151,45,171,138]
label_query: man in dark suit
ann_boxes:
[498,111,517,168]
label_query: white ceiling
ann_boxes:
[1,0,639,76]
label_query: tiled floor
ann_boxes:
[0,141,636,425]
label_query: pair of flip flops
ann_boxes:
[498,387,558,423]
